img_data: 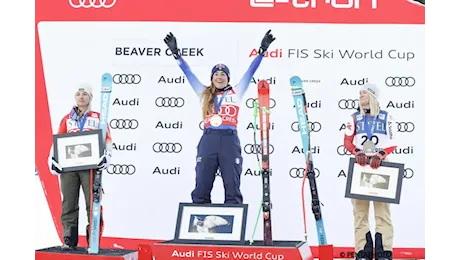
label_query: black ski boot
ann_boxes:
[355,231,373,260]
[61,226,79,250]
[86,224,90,245]
[61,237,75,250]
[375,232,393,260]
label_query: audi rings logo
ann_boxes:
[113,74,141,84]
[107,164,135,175]
[337,145,352,156]
[110,119,139,129]
[152,143,182,153]
[69,0,116,8]
[291,121,321,132]
[246,98,276,109]
[289,168,320,178]
[244,144,274,154]
[338,99,359,110]
[385,77,416,87]
[404,168,414,179]
[155,97,185,108]
[397,122,415,132]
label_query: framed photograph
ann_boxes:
[53,129,104,173]
[173,203,249,245]
[345,158,405,204]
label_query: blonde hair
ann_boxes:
[201,84,217,119]
[359,94,380,117]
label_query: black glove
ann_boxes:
[353,148,367,166]
[163,32,180,59]
[259,30,276,55]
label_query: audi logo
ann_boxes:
[107,164,135,175]
[291,121,322,132]
[110,119,138,129]
[152,143,182,153]
[155,97,185,108]
[112,74,141,84]
[403,168,414,179]
[217,105,238,116]
[69,0,116,8]
[385,77,415,87]
[244,144,274,154]
[246,98,276,109]
[397,122,415,132]
[338,99,359,110]
[289,168,320,178]
[337,145,352,156]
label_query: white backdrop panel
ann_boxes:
[37,21,424,247]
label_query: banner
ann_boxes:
[37,20,424,248]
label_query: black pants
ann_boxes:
[60,170,93,238]
[191,128,243,204]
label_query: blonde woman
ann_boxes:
[49,85,112,250]
[163,31,275,204]
[343,84,397,260]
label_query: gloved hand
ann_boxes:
[163,32,180,59]
[259,30,276,55]
[353,148,367,166]
[370,151,386,169]
[50,157,63,176]
[98,150,112,170]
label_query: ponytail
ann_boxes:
[201,84,217,119]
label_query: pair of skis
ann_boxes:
[88,73,113,254]
[290,76,327,245]
[251,77,327,247]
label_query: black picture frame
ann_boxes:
[53,129,104,173]
[173,202,249,245]
[345,157,405,204]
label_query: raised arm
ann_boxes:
[236,30,276,99]
[164,32,205,96]
[176,57,206,96]
[235,54,264,99]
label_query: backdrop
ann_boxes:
[37,21,424,248]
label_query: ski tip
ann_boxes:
[290,76,303,88]
[101,73,113,93]
[102,73,112,83]
[257,79,270,94]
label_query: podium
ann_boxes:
[35,246,138,260]
[138,240,314,260]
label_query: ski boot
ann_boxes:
[61,237,75,250]
[355,231,373,260]
[86,224,91,252]
[61,226,78,250]
[375,232,393,260]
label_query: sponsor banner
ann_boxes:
[36,0,424,24]
[38,22,424,247]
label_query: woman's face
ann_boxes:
[75,91,90,107]
[359,90,370,106]
[212,71,229,89]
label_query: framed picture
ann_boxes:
[53,129,104,173]
[345,158,405,204]
[173,203,249,245]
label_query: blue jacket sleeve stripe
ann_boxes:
[235,54,264,99]
[177,57,206,96]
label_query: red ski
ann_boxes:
[257,80,273,246]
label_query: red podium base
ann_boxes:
[138,240,314,260]
[35,246,138,260]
